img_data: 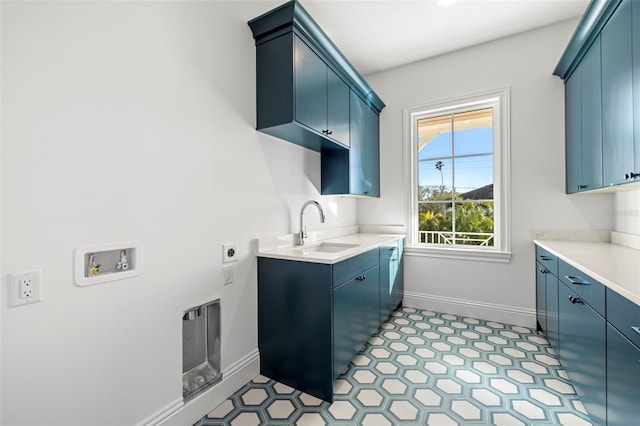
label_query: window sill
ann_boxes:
[405,245,512,263]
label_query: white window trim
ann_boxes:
[403,87,512,263]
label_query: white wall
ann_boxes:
[0,2,357,425]
[614,190,640,235]
[360,20,614,327]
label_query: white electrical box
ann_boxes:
[11,270,43,306]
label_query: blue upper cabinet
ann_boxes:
[295,36,330,140]
[632,0,640,177]
[565,66,582,193]
[581,37,604,190]
[327,67,351,147]
[363,96,381,197]
[566,35,603,194]
[248,0,384,152]
[602,0,634,186]
[249,0,384,197]
[294,37,350,147]
[321,91,380,197]
[555,0,640,192]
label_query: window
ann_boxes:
[405,88,511,262]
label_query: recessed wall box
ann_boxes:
[73,241,142,286]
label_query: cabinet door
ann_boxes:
[327,69,350,146]
[349,92,380,197]
[545,275,559,350]
[633,0,640,174]
[349,92,366,195]
[565,68,582,194]
[558,284,606,425]
[535,262,547,332]
[602,0,634,186]
[364,105,380,197]
[381,242,403,321]
[379,248,395,324]
[333,278,360,379]
[295,37,327,134]
[361,265,381,338]
[607,324,640,426]
[393,246,404,309]
[581,36,603,190]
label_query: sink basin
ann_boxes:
[297,242,358,254]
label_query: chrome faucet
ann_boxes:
[296,200,325,246]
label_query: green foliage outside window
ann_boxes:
[418,185,494,246]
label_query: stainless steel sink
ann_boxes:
[297,242,358,254]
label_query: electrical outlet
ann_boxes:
[20,278,34,298]
[11,270,43,306]
[222,243,238,263]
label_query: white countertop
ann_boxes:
[257,227,405,264]
[534,239,640,306]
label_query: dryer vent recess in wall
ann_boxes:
[182,299,222,401]
[73,241,143,286]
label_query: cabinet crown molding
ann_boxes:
[554,0,622,80]
[248,0,385,113]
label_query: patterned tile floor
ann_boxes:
[198,307,593,426]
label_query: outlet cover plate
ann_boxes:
[11,270,43,306]
[223,265,233,285]
[222,243,238,263]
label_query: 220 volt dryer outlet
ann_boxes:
[11,270,43,306]
[223,243,238,263]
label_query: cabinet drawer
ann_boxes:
[380,239,402,262]
[332,249,378,287]
[535,246,558,276]
[559,260,605,316]
[607,288,640,348]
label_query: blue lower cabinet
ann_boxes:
[535,244,640,425]
[558,283,606,425]
[536,261,548,332]
[258,248,389,402]
[379,239,404,323]
[333,263,380,380]
[545,274,559,351]
[606,324,640,426]
[361,265,381,339]
[535,259,559,351]
[258,258,334,400]
[333,273,362,378]
[393,246,404,308]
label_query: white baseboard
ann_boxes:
[153,349,260,426]
[403,291,536,329]
[137,398,183,426]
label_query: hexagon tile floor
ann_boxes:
[198,307,593,426]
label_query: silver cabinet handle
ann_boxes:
[539,267,547,274]
[569,295,583,304]
[632,326,640,336]
[355,275,366,281]
[564,275,589,285]
[539,255,553,261]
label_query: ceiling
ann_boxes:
[298,0,590,76]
